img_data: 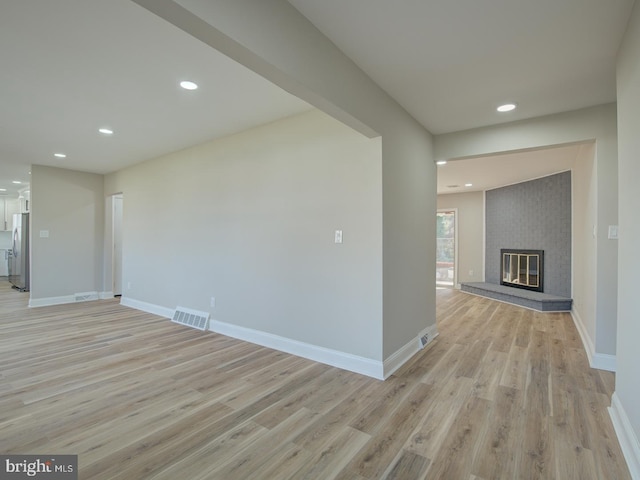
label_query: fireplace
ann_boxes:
[500,249,544,292]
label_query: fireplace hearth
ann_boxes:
[500,249,544,292]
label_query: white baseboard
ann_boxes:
[29,291,99,308]
[609,392,640,479]
[383,336,418,379]
[383,323,439,378]
[570,308,616,372]
[591,352,617,372]
[210,319,385,380]
[119,296,174,319]
[99,291,114,299]
[29,295,76,308]
[420,324,440,347]
[119,298,436,381]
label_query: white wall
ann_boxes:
[134,0,437,363]
[435,104,618,362]
[612,2,640,476]
[30,165,104,302]
[571,143,600,363]
[437,191,484,284]
[106,110,384,362]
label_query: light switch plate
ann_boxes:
[334,230,343,244]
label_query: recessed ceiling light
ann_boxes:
[54,153,66,158]
[465,183,473,187]
[98,127,114,135]
[497,103,516,112]
[0,188,6,192]
[12,181,22,184]
[180,80,198,90]
[436,160,447,165]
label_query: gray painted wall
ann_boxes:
[134,0,437,361]
[485,172,572,297]
[615,0,640,457]
[106,110,385,361]
[30,165,104,300]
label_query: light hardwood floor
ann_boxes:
[0,280,631,479]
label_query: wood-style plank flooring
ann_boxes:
[0,280,631,479]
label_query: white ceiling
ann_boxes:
[0,0,635,200]
[436,143,588,195]
[0,0,311,197]
[288,0,634,134]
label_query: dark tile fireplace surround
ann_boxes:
[461,172,573,312]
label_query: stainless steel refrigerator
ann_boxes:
[8,212,29,291]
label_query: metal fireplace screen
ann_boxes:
[500,249,544,292]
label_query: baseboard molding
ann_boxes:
[609,392,640,479]
[570,308,616,372]
[209,319,385,379]
[119,296,174,319]
[421,324,440,348]
[29,295,76,308]
[571,308,596,363]
[383,336,418,379]
[29,291,99,308]
[118,298,437,380]
[591,352,617,372]
[383,323,439,379]
[117,297,384,378]
[99,291,114,299]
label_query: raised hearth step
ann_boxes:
[460,282,572,312]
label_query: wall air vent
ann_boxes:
[172,306,209,331]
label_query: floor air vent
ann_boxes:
[172,307,210,331]
[75,292,99,302]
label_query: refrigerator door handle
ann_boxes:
[12,229,18,258]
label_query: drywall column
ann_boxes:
[131,0,436,365]
[612,2,640,476]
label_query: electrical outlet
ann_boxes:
[127,281,132,290]
[334,230,343,244]
[210,297,216,308]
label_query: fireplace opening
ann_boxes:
[500,249,544,292]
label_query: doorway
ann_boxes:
[436,209,457,287]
